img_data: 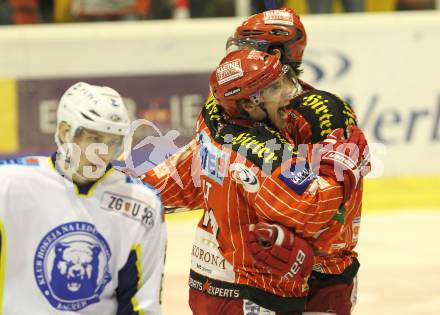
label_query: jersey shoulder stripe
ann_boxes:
[0,156,51,183]
[0,156,41,167]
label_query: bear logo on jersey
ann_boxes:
[34,222,112,311]
[50,241,101,300]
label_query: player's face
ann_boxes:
[73,129,123,181]
[260,74,297,129]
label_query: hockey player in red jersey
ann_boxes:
[225,7,368,314]
[143,49,369,314]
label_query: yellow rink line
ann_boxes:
[165,176,440,222]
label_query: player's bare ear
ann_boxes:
[270,48,283,61]
[58,122,70,144]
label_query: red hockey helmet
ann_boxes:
[210,49,283,118]
[231,8,307,67]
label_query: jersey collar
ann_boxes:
[50,152,113,196]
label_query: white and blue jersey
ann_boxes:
[0,156,166,315]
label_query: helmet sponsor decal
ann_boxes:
[247,50,264,60]
[224,87,241,97]
[263,10,294,26]
[216,59,244,85]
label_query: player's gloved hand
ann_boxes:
[245,222,314,279]
[313,125,371,202]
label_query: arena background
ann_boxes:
[0,5,439,315]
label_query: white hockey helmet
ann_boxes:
[56,82,130,143]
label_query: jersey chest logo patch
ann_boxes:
[34,222,112,311]
[198,130,230,185]
[230,163,260,193]
[100,192,155,227]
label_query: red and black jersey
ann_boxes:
[285,85,362,275]
[144,95,344,300]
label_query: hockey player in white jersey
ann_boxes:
[0,82,166,315]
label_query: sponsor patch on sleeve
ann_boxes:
[278,162,315,195]
[352,217,361,241]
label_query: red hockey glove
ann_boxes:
[313,126,371,202]
[245,222,314,279]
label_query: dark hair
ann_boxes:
[267,45,303,77]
